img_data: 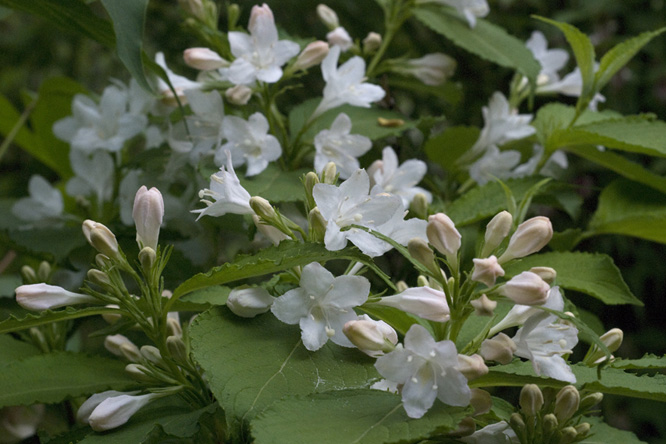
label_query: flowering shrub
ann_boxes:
[1,0,666,443]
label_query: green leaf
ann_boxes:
[566,145,666,194]
[240,164,309,203]
[0,352,138,407]
[425,125,480,174]
[444,177,545,226]
[189,307,378,437]
[0,0,114,48]
[611,354,666,370]
[172,241,391,299]
[0,334,40,363]
[582,417,646,444]
[503,251,641,306]
[414,5,540,83]
[8,226,87,261]
[589,179,666,243]
[0,307,121,335]
[595,27,666,92]
[535,17,595,100]
[250,389,470,444]
[100,0,152,92]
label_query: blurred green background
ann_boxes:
[1,0,666,441]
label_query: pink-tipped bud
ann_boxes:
[481,210,513,257]
[16,283,98,311]
[343,315,398,357]
[529,266,557,285]
[326,27,353,51]
[375,287,450,322]
[480,333,517,364]
[499,271,550,305]
[498,216,553,263]
[82,220,121,260]
[294,41,330,70]
[426,213,461,264]
[470,294,497,316]
[457,354,488,380]
[183,47,229,70]
[248,3,275,34]
[226,287,275,318]
[471,255,505,287]
[225,84,253,105]
[133,186,164,251]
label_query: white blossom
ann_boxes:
[80,391,162,432]
[314,113,372,179]
[16,283,99,311]
[375,324,471,418]
[11,175,64,225]
[368,146,432,209]
[420,0,489,28]
[155,52,202,105]
[312,46,385,119]
[526,31,569,88]
[326,26,353,51]
[271,262,370,351]
[192,152,253,219]
[66,149,115,205]
[215,112,282,176]
[227,3,300,85]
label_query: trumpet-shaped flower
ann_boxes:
[271,262,370,351]
[215,112,282,176]
[312,46,385,118]
[375,324,471,418]
[227,4,300,85]
[314,113,372,179]
[79,391,162,432]
[193,152,253,219]
[368,147,432,209]
[375,287,450,322]
[489,286,564,336]
[16,283,99,311]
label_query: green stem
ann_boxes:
[0,97,37,163]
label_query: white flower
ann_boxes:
[402,53,456,86]
[314,113,372,179]
[460,421,519,443]
[312,46,385,119]
[66,149,115,205]
[375,324,471,418]
[513,310,579,383]
[81,391,162,432]
[459,92,535,165]
[468,145,537,185]
[326,26,353,51]
[489,286,564,337]
[313,169,403,256]
[155,52,202,105]
[193,152,254,219]
[271,262,370,351]
[368,146,432,209]
[133,186,164,250]
[375,286,450,322]
[215,112,282,176]
[227,3,300,85]
[11,175,64,225]
[526,31,569,88]
[16,283,99,311]
[53,84,146,153]
[538,67,606,110]
[423,0,489,28]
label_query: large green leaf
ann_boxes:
[611,354,666,370]
[595,27,666,92]
[0,352,138,407]
[0,0,114,48]
[503,251,641,306]
[413,5,540,83]
[189,307,378,437]
[582,417,646,444]
[444,177,545,226]
[172,241,390,299]
[100,0,152,92]
[7,226,87,261]
[589,179,666,243]
[240,164,309,203]
[0,334,40,363]
[424,125,480,174]
[250,389,470,444]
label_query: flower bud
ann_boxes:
[104,335,141,362]
[37,261,51,282]
[579,392,603,412]
[471,255,505,287]
[321,161,337,184]
[227,287,275,318]
[343,316,397,357]
[499,271,550,305]
[249,196,277,221]
[457,354,488,380]
[529,266,557,285]
[449,417,476,437]
[316,4,339,29]
[554,385,580,424]
[327,27,353,51]
[20,265,38,284]
[585,328,623,365]
[470,294,496,316]
[87,392,161,431]
[575,422,591,436]
[225,84,253,105]
[133,186,164,251]
[509,413,526,436]
[139,247,156,275]
[82,220,121,260]
[140,345,163,366]
[124,364,155,383]
[253,215,289,246]
[481,210,513,257]
[308,207,327,242]
[498,216,553,264]
[183,47,229,70]
[95,254,112,269]
[293,41,329,70]
[542,413,558,436]
[166,317,183,337]
[102,304,122,324]
[404,53,457,86]
[480,333,517,364]
[87,269,112,289]
[469,388,492,416]
[16,283,98,311]
[248,3,274,32]
[519,384,544,416]
[362,32,382,54]
[167,335,188,362]
[426,213,461,265]
[560,426,578,443]
[375,287,450,322]
[409,192,429,220]
[304,171,319,210]
[178,0,205,20]
[408,238,438,275]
